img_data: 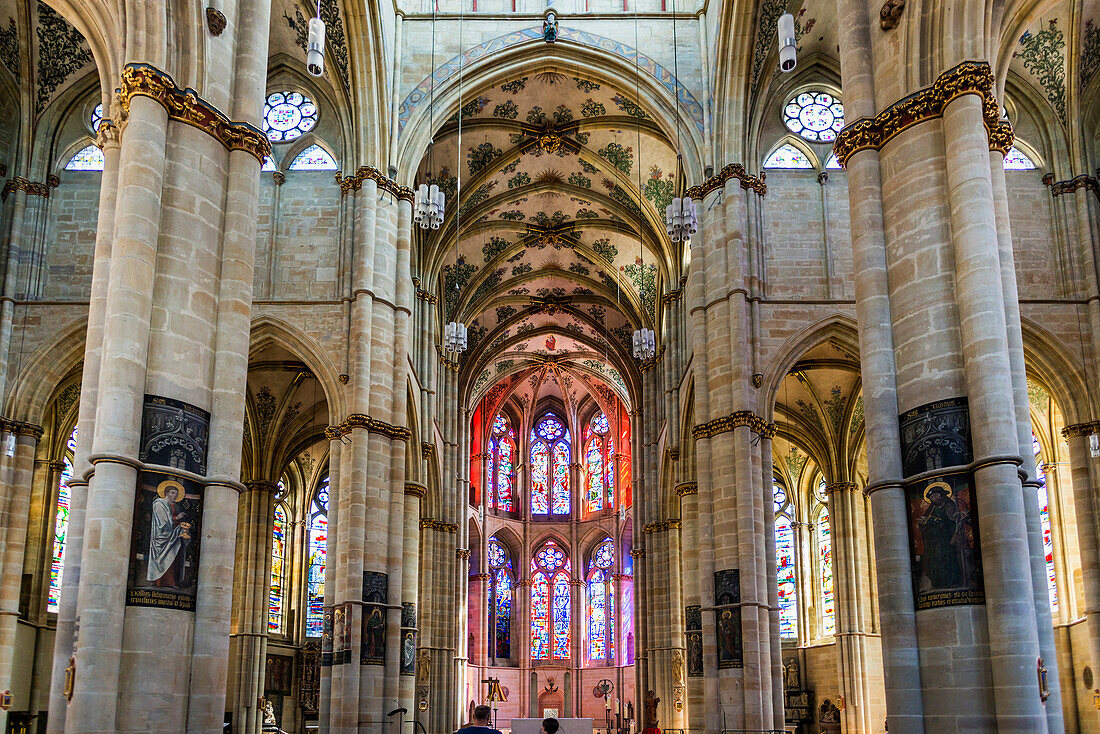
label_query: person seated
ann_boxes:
[457,705,503,734]
[541,718,560,734]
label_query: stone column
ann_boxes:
[0,424,41,733]
[1064,427,1100,708]
[401,482,424,718]
[229,480,278,734]
[47,117,121,734]
[825,482,885,733]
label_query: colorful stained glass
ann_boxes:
[492,415,508,434]
[496,437,514,511]
[589,569,607,659]
[488,538,512,658]
[90,103,103,131]
[763,143,813,169]
[585,413,615,514]
[47,427,78,614]
[825,153,843,169]
[594,539,614,569]
[306,477,329,637]
[552,441,570,515]
[1004,147,1037,170]
[1034,434,1058,613]
[537,416,565,440]
[269,504,287,632]
[487,438,496,507]
[65,145,104,171]
[818,507,835,637]
[288,144,338,171]
[532,541,570,660]
[531,440,550,513]
[263,91,319,143]
[262,156,277,172]
[591,412,609,434]
[776,514,798,639]
[586,439,604,512]
[773,482,788,513]
[783,91,845,142]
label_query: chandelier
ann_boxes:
[665,196,697,242]
[444,322,468,353]
[632,328,656,360]
[414,184,445,229]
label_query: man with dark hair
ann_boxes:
[541,718,560,734]
[456,705,502,734]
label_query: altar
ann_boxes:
[509,718,594,734]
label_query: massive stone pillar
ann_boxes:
[55,4,271,727]
[685,165,778,731]
[228,480,278,734]
[321,171,413,734]
[833,3,1060,725]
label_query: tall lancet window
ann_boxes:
[584,411,615,515]
[306,476,329,637]
[587,538,616,662]
[815,480,835,637]
[531,540,570,659]
[488,415,516,512]
[531,414,571,516]
[269,499,288,633]
[1034,434,1058,613]
[774,480,798,639]
[48,427,78,613]
[487,538,514,659]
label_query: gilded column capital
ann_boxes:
[642,519,682,533]
[456,548,471,559]
[419,518,458,533]
[117,63,271,162]
[272,171,286,186]
[686,163,767,199]
[1,177,50,201]
[48,460,68,472]
[404,481,427,499]
[243,479,280,494]
[675,481,698,497]
[95,120,121,150]
[1062,420,1100,438]
[327,414,412,441]
[833,60,1009,167]
[691,410,775,439]
[1049,175,1099,197]
[0,418,44,439]
[341,165,415,202]
[823,481,859,495]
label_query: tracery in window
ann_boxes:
[65,145,104,171]
[48,427,78,613]
[584,411,614,514]
[90,103,103,131]
[288,144,338,171]
[783,91,845,142]
[1004,147,1037,170]
[489,414,516,512]
[587,538,615,662]
[531,414,571,516]
[774,481,797,639]
[817,498,835,637]
[263,91,318,143]
[269,503,288,632]
[487,537,513,658]
[1034,434,1058,613]
[763,143,813,169]
[531,540,570,659]
[306,476,329,637]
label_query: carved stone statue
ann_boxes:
[416,649,430,686]
[819,699,841,724]
[261,699,280,733]
[879,0,905,30]
[783,656,801,690]
[643,689,660,730]
[672,650,685,687]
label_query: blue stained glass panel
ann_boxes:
[1034,434,1058,612]
[269,505,287,632]
[552,572,570,658]
[552,440,570,514]
[306,477,329,637]
[497,438,514,511]
[589,570,606,659]
[531,572,549,658]
[776,514,797,639]
[65,145,104,171]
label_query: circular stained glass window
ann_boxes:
[773,483,787,513]
[537,545,565,570]
[488,540,506,568]
[90,103,103,132]
[492,415,508,434]
[783,91,845,143]
[594,539,614,569]
[263,91,318,143]
[537,416,564,441]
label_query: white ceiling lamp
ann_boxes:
[305,3,326,77]
[632,328,655,361]
[415,0,445,231]
[445,322,468,354]
[665,196,697,242]
[1090,432,1099,458]
[777,13,797,73]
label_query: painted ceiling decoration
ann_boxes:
[285,0,350,93]
[750,0,815,98]
[0,16,18,83]
[1015,18,1067,123]
[1083,19,1100,90]
[34,1,92,114]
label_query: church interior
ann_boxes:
[0,0,1098,732]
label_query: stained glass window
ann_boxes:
[489,414,516,512]
[488,538,513,658]
[90,103,103,131]
[262,156,277,172]
[48,427,78,613]
[1034,434,1058,613]
[783,91,845,142]
[818,505,835,637]
[587,538,616,662]
[269,504,287,632]
[288,144,338,171]
[531,540,570,660]
[531,414,570,516]
[774,481,797,639]
[65,145,105,171]
[1004,147,1037,170]
[306,476,329,637]
[825,153,843,169]
[585,412,615,515]
[763,143,814,169]
[263,91,318,143]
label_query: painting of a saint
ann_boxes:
[906,474,984,609]
[401,631,416,676]
[147,480,191,586]
[716,608,743,668]
[362,605,385,665]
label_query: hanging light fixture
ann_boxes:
[306,2,326,77]
[1090,433,1100,458]
[445,322,468,354]
[777,13,797,73]
[662,0,698,242]
[632,328,655,360]
[415,0,445,230]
